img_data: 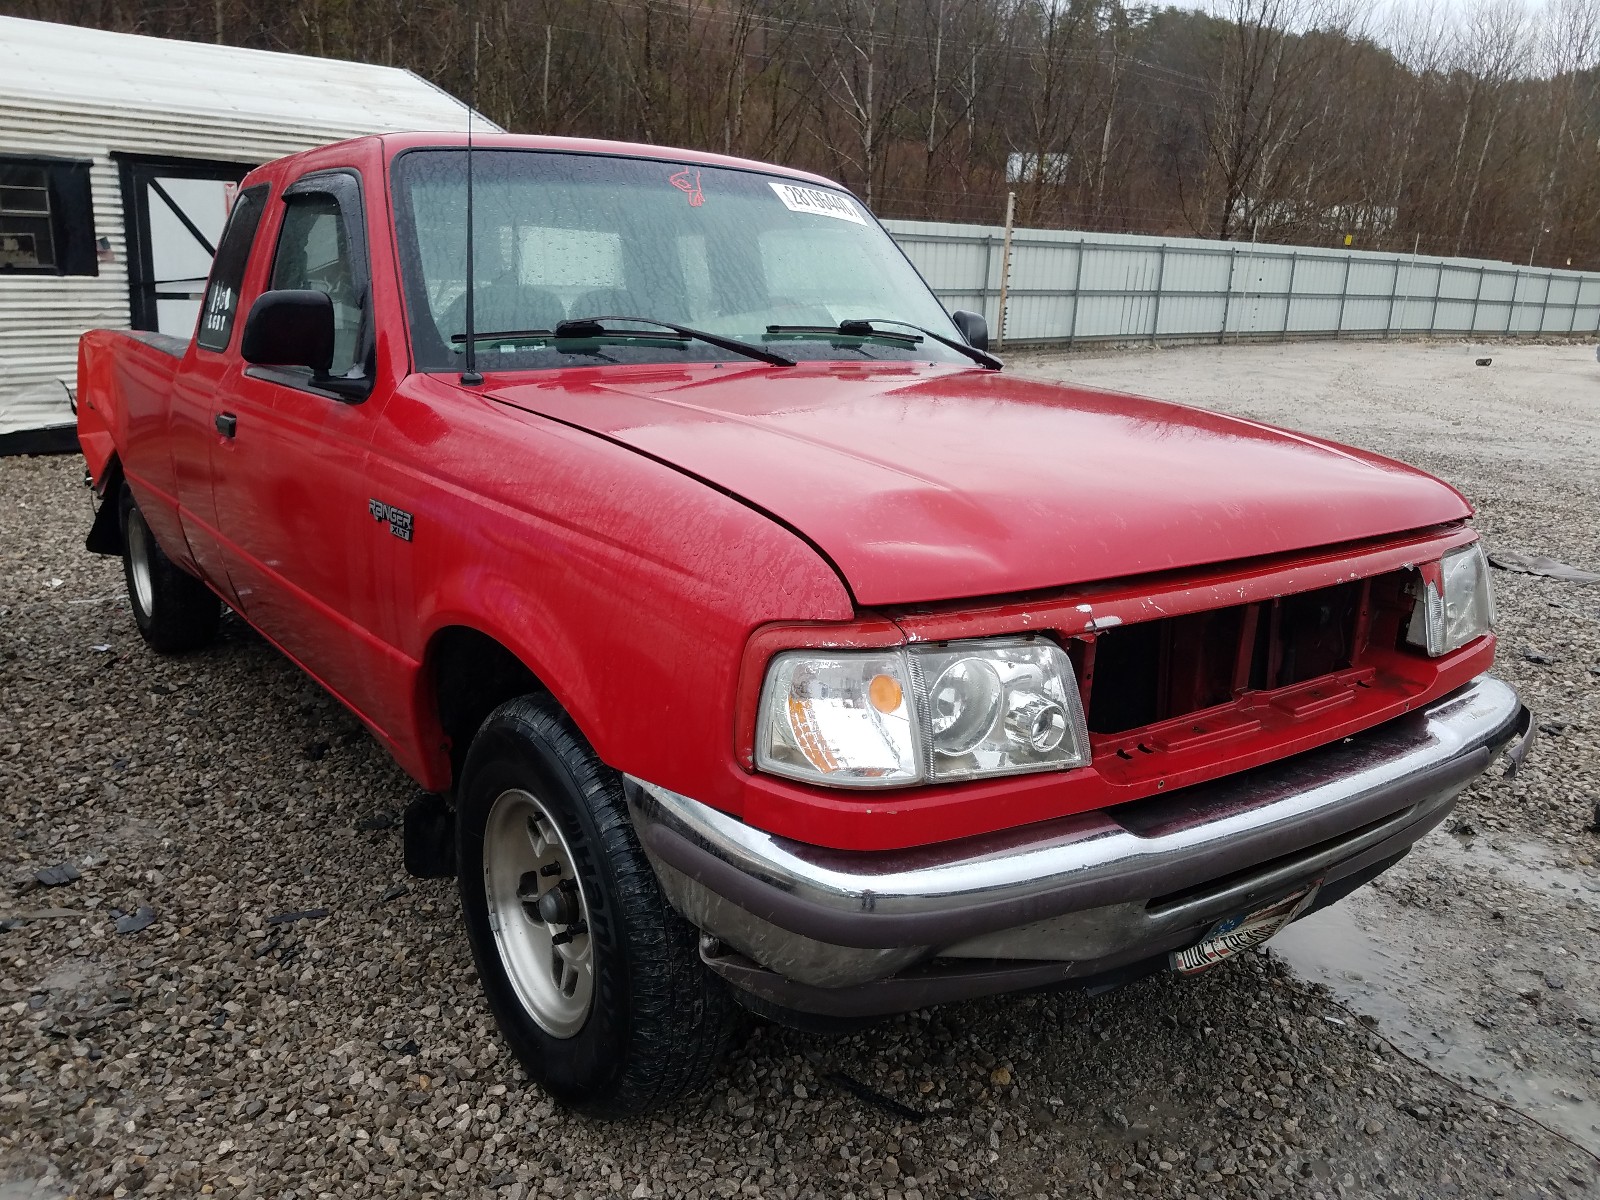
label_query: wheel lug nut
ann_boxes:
[537,883,582,925]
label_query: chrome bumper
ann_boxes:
[626,675,1529,1011]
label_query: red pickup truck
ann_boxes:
[76,132,1530,1116]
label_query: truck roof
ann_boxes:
[254,131,850,194]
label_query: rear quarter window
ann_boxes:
[196,184,269,352]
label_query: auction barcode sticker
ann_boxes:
[769,182,867,225]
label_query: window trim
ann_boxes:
[0,153,96,278]
[247,168,375,402]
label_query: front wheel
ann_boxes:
[456,695,736,1116]
[120,485,220,655]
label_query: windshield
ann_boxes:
[390,149,970,371]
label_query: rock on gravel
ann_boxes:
[5,342,1600,1198]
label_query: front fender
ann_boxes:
[371,375,856,809]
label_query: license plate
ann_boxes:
[1170,881,1321,975]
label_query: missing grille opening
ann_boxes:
[1276,580,1361,686]
[1087,605,1245,734]
[1085,578,1370,736]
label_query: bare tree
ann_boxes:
[1438,0,1529,253]
[1199,0,1364,238]
[805,0,922,207]
[17,0,1600,267]
[1528,0,1600,260]
[1006,0,1098,225]
[1376,0,1454,244]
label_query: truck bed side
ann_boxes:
[77,328,190,558]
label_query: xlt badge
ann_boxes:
[369,499,414,542]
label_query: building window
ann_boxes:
[0,156,97,277]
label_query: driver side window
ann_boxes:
[271,194,361,376]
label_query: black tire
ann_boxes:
[119,484,221,655]
[456,695,737,1116]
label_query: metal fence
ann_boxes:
[883,219,1600,347]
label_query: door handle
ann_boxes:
[215,412,237,438]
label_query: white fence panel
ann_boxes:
[883,218,1600,346]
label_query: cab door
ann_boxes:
[169,181,271,605]
[208,169,407,738]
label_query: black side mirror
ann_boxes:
[241,289,335,373]
[951,309,988,351]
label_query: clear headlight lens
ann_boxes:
[917,642,1088,781]
[755,636,1088,789]
[927,657,1005,755]
[756,651,921,787]
[1406,542,1496,656]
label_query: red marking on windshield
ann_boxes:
[669,168,705,207]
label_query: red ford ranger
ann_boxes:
[76,132,1530,1116]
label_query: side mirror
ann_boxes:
[241,289,335,373]
[951,309,988,351]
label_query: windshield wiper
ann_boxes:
[766,317,1001,369]
[555,315,795,367]
[453,316,794,367]
[852,317,1002,368]
[766,319,922,346]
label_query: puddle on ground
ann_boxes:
[1270,834,1600,1155]
[1438,832,1600,907]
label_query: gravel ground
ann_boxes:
[3,339,1599,1199]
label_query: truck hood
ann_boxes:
[487,363,1471,607]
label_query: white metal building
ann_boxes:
[0,16,487,453]
[884,218,1600,346]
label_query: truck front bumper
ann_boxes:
[624,674,1529,1017]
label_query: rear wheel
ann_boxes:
[120,484,220,654]
[456,694,736,1116]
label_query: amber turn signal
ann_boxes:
[868,673,904,713]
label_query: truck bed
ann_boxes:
[77,327,186,489]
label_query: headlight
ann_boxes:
[756,651,921,787]
[755,636,1089,789]
[1406,542,1495,656]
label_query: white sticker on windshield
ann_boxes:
[769,181,868,225]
